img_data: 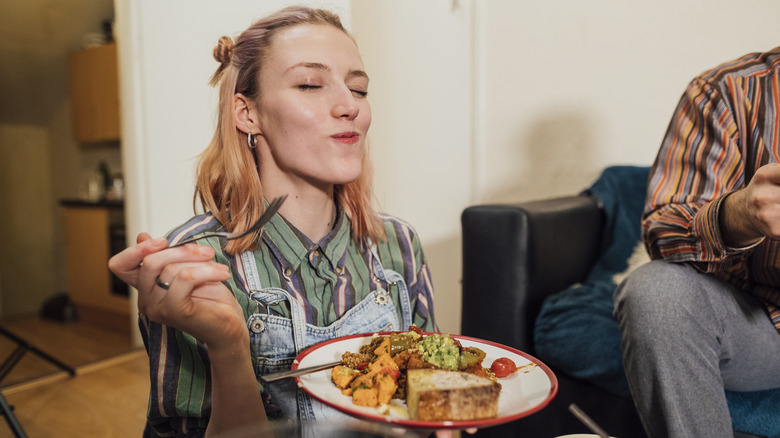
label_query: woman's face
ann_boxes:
[254,23,371,191]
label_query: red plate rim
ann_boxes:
[291,331,559,430]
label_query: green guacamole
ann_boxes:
[417,334,460,370]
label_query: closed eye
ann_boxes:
[298,84,322,91]
[351,89,368,97]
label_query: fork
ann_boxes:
[260,360,343,383]
[168,195,287,248]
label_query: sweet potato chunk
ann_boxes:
[369,353,398,373]
[346,354,400,408]
[350,371,373,390]
[373,337,391,356]
[352,386,379,407]
[375,373,396,405]
[331,365,361,389]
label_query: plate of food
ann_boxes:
[292,328,558,429]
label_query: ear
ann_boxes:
[234,93,261,135]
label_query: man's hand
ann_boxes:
[720,163,780,247]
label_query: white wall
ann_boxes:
[476,0,780,204]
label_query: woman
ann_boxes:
[109,6,438,437]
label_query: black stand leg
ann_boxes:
[0,324,75,437]
[0,325,76,384]
[0,391,26,438]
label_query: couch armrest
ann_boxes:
[460,195,604,353]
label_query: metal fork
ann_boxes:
[168,195,287,248]
[260,360,343,383]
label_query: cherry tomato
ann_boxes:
[491,357,517,378]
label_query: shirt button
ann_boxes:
[335,266,344,274]
[284,267,292,276]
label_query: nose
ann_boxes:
[331,87,359,120]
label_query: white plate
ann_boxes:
[293,331,558,429]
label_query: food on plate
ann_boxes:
[406,368,500,421]
[491,357,517,378]
[490,356,538,378]
[330,326,500,419]
[416,332,460,369]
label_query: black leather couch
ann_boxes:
[460,194,647,438]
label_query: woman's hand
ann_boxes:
[112,233,266,434]
[435,428,477,438]
[109,232,244,349]
[107,232,169,288]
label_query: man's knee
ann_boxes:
[614,260,700,327]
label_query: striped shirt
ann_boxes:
[139,206,437,437]
[644,46,780,330]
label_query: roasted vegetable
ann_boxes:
[389,333,415,356]
[331,365,361,389]
[459,346,487,370]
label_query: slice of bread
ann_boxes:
[406,369,500,421]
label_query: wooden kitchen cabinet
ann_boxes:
[62,201,130,333]
[68,42,120,143]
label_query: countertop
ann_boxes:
[60,198,124,209]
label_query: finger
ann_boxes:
[153,265,232,319]
[465,428,478,435]
[108,235,169,285]
[757,163,780,182]
[435,430,453,438]
[142,243,218,269]
[137,245,219,295]
[138,260,228,312]
[750,164,780,197]
[136,232,153,244]
[155,274,172,290]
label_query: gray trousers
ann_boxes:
[614,260,780,438]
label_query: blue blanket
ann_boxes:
[533,165,780,438]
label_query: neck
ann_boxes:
[266,186,337,243]
[257,148,338,243]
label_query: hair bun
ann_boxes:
[213,36,235,66]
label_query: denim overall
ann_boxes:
[240,243,413,429]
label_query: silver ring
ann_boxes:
[155,274,171,290]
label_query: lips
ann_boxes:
[331,132,360,144]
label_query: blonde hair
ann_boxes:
[195,6,384,254]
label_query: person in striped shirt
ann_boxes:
[108,6,442,437]
[614,47,780,438]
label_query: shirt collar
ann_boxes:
[260,202,350,271]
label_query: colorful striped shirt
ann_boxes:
[644,46,780,330]
[139,206,437,436]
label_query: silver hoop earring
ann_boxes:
[247,130,257,149]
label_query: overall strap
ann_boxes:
[367,241,413,329]
[240,250,308,354]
